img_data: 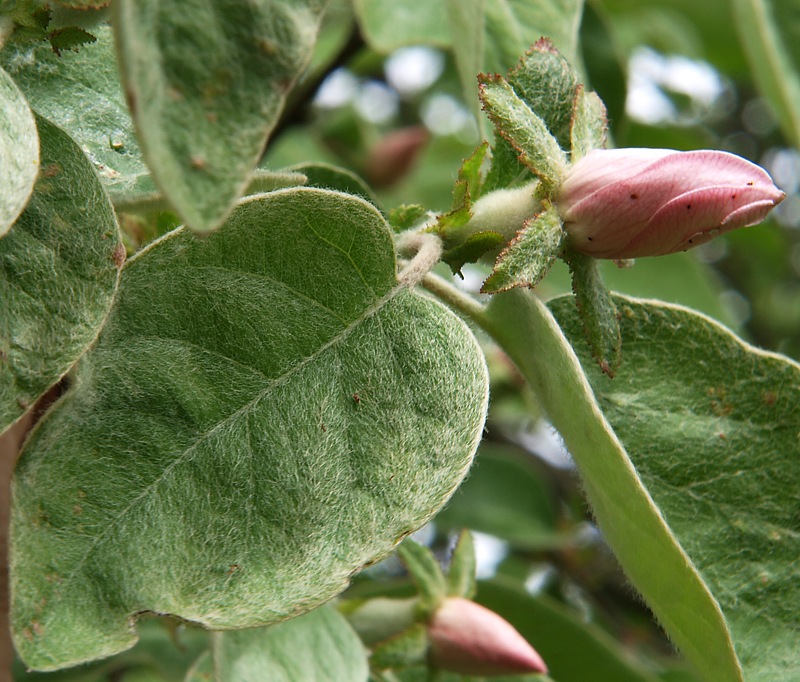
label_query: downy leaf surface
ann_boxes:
[0,27,145,196]
[11,188,488,670]
[0,64,38,239]
[551,294,800,681]
[112,0,327,233]
[0,116,121,433]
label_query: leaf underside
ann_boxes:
[112,0,327,233]
[0,65,39,239]
[0,27,146,196]
[0,116,121,434]
[550,294,800,681]
[11,188,488,671]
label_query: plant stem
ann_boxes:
[420,272,486,322]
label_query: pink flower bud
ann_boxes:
[556,148,785,258]
[427,597,547,676]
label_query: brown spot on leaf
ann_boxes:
[353,393,361,404]
[41,163,61,178]
[763,391,777,407]
[112,242,126,269]
[190,155,207,171]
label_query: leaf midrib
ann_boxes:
[39,279,408,630]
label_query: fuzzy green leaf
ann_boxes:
[551,295,800,681]
[483,289,742,682]
[212,605,368,682]
[370,623,429,671]
[478,75,567,191]
[570,85,607,159]
[0,65,38,238]
[11,188,488,670]
[0,26,146,196]
[482,202,564,293]
[562,250,620,377]
[0,116,120,433]
[112,0,327,233]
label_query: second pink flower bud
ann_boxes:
[556,148,785,259]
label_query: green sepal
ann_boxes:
[483,137,532,193]
[446,530,476,599]
[389,204,428,233]
[436,143,491,239]
[370,623,429,671]
[345,597,419,647]
[562,249,621,377]
[441,230,506,277]
[482,202,564,294]
[396,540,447,613]
[477,74,567,193]
[438,179,472,234]
[570,85,608,160]
[457,141,489,203]
[48,25,96,55]
[507,37,580,151]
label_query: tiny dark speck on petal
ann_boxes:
[747,181,754,186]
[686,204,692,210]
[630,193,638,200]
[587,236,593,241]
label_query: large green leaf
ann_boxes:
[480,290,741,682]
[212,605,368,681]
[0,65,38,239]
[0,27,145,197]
[0,116,121,434]
[550,295,800,681]
[11,188,488,670]
[112,0,327,234]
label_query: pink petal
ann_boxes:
[428,598,547,676]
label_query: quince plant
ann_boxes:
[0,4,797,682]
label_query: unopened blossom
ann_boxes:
[556,148,785,259]
[427,597,547,676]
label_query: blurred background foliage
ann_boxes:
[14,1,799,680]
